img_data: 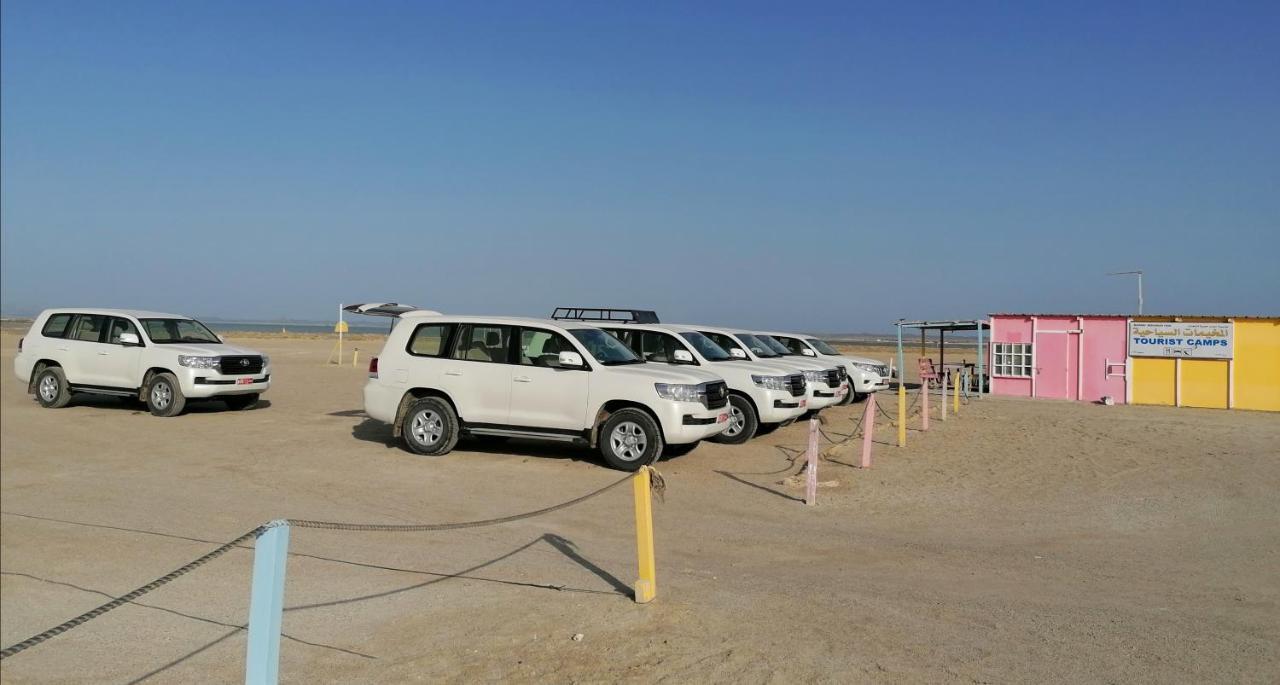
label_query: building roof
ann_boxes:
[895,319,991,331]
[990,313,1279,320]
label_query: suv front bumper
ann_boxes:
[178,366,272,398]
[655,400,730,444]
[756,387,809,424]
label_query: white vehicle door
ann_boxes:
[440,323,513,426]
[63,314,112,386]
[510,327,590,431]
[97,316,145,389]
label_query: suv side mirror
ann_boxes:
[557,351,587,369]
[119,333,141,346]
[729,348,747,359]
[672,349,694,364]
[801,348,816,356]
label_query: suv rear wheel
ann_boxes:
[35,367,72,408]
[401,397,460,456]
[710,394,757,444]
[599,408,663,471]
[146,372,186,417]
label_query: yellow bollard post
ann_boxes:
[352,349,359,369]
[897,382,907,447]
[632,466,657,603]
[953,370,960,414]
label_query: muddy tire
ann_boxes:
[599,408,663,471]
[146,372,186,417]
[710,394,757,444]
[34,367,72,409]
[401,397,460,456]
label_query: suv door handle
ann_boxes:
[445,371,463,377]
[513,375,532,383]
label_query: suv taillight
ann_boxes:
[368,357,378,378]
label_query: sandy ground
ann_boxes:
[1,333,1277,683]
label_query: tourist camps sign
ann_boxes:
[1128,321,1233,359]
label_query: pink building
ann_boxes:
[989,314,1129,403]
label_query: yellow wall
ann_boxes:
[1235,320,1280,411]
[1132,357,1175,406]
[1130,318,1280,411]
[1182,359,1228,409]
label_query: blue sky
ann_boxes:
[2,1,1277,331]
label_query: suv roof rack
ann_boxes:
[550,307,660,324]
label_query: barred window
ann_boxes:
[993,343,1033,377]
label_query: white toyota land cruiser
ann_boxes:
[555,316,810,444]
[690,325,848,411]
[760,331,890,403]
[361,313,731,470]
[14,309,272,416]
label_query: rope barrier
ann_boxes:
[1,471,644,660]
[0,526,265,659]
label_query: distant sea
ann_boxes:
[205,321,391,335]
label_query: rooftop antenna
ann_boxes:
[1107,270,1144,314]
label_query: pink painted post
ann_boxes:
[805,418,818,506]
[921,377,929,430]
[860,393,875,468]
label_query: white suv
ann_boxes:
[584,322,810,444]
[690,325,848,411]
[361,313,731,470]
[761,332,890,403]
[14,309,272,416]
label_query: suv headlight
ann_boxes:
[802,370,825,383]
[751,374,790,391]
[654,383,701,402]
[853,362,881,375]
[261,354,271,367]
[178,355,221,369]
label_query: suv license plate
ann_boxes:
[717,413,729,423]
[236,378,254,385]
[799,399,807,407]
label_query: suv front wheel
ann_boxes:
[599,408,663,471]
[401,397,460,456]
[710,394,757,444]
[146,372,187,417]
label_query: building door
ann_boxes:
[1034,331,1071,399]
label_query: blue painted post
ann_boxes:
[246,521,290,685]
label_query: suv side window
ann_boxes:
[41,313,76,339]
[604,328,636,350]
[70,314,108,343]
[778,336,807,355]
[451,324,512,364]
[636,331,680,363]
[518,328,573,367]
[407,323,454,357]
[704,332,744,356]
[107,317,142,345]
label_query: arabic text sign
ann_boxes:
[1128,322,1233,359]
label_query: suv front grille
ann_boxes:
[787,374,806,397]
[825,369,841,387]
[702,381,729,409]
[219,355,264,375]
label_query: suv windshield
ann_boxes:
[140,318,221,344]
[679,332,731,361]
[807,338,841,355]
[735,333,779,358]
[757,335,796,356]
[568,328,643,365]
